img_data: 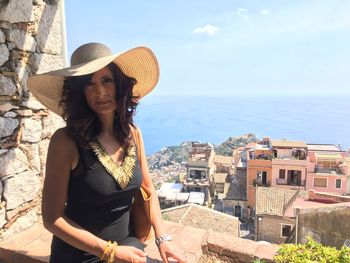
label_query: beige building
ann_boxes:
[184,142,215,205]
[255,187,307,244]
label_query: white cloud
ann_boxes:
[260,9,271,16]
[193,24,220,36]
[233,8,249,21]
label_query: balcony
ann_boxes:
[272,157,308,166]
[253,178,270,187]
[183,177,209,187]
[315,167,343,175]
[276,178,305,186]
[248,159,272,168]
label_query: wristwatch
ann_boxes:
[155,234,172,246]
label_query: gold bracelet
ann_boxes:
[100,241,112,261]
[107,242,118,263]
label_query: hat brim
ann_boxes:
[27,46,159,116]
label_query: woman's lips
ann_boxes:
[96,100,111,106]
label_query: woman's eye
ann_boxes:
[103,77,114,84]
[85,82,93,89]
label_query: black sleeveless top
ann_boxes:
[50,142,144,263]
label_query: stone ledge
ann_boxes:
[204,231,278,262]
[0,220,279,263]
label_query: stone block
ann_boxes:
[27,143,41,175]
[7,29,37,52]
[3,171,40,210]
[3,111,17,118]
[0,44,9,67]
[0,30,5,43]
[0,210,38,241]
[0,103,19,112]
[0,116,19,139]
[30,53,64,74]
[0,74,16,96]
[0,148,28,177]
[35,3,62,55]
[20,96,46,111]
[13,61,31,91]
[0,0,33,24]
[39,139,49,176]
[206,231,258,260]
[21,118,42,143]
[16,109,33,117]
[41,112,65,139]
[0,207,6,228]
[255,244,279,262]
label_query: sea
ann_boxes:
[134,94,350,155]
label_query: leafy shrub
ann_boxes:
[274,236,350,263]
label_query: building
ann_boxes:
[183,142,215,205]
[307,144,349,195]
[255,187,308,244]
[247,139,309,207]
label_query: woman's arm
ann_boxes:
[42,128,147,262]
[42,128,108,256]
[134,126,186,263]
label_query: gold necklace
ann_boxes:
[89,141,137,189]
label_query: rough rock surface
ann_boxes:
[3,170,41,210]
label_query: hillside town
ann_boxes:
[149,136,350,248]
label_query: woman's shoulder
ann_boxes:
[50,127,77,151]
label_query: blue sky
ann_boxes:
[65,1,350,96]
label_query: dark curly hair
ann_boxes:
[59,63,139,148]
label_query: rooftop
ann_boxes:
[271,140,307,148]
[256,187,308,217]
[213,155,233,166]
[284,197,350,217]
[162,203,240,237]
[307,144,342,152]
[213,173,227,184]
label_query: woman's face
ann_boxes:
[84,66,117,115]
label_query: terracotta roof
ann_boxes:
[271,140,307,148]
[214,155,233,165]
[162,203,240,237]
[214,173,227,184]
[256,187,308,216]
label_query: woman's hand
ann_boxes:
[114,246,147,263]
[157,242,187,263]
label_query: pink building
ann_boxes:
[306,144,349,195]
[271,140,308,190]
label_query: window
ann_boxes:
[279,169,286,179]
[281,224,292,237]
[234,205,241,218]
[335,179,342,189]
[257,171,267,179]
[314,178,327,187]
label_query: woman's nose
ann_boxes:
[95,84,106,97]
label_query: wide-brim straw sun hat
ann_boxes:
[27,42,159,116]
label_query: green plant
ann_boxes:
[252,259,266,263]
[274,236,350,263]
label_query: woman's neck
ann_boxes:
[97,112,115,136]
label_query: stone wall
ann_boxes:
[257,215,294,244]
[0,0,65,239]
[296,205,350,249]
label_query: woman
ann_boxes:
[28,43,185,263]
